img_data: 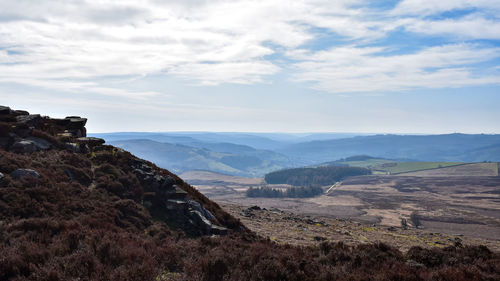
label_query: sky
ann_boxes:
[1,0,499,134]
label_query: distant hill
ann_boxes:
[94,132,500,177]
[279,134,500,164]
[109,139,291,177]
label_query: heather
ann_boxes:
[0,106,499,281]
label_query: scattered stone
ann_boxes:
[305,219,326,226]
[65,169,74,180]
[387,226,397,231]
[406,259,425,268]
[11,140,37,153]
[241,209,256,218]
[11,169,40,180]
[248,205,261,211]
[0,172,4,181]
[314,236,327,241]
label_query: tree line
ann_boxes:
[264,166,371,186]
[246,185,324,198]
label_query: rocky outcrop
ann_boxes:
[0,106,98,153]
[55,116,87,138]
[131,158,227,236]
[1,105,232,237]
[0,105,11,115]
[16,114,41,126]
[10,169,41,180]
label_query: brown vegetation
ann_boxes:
[1,106,499,280]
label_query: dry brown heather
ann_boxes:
[1,106,500,281]
[184,169,500,250]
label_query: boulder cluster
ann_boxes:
[0,105,91,152]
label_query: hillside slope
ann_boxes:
[109,139,291,177]
[1,105,499,281]
[280,134,500,164]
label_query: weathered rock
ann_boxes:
[64,142,81,152]
[16,114,41,125]
[11,140,37,153]
[11,169,40,180]
[130,158,226,236]
[210,225,228,235]
[0,106,11,115]
[75,137,105,147]
[167,184,188,199]
[57,132,74,138]
[188,200,216,221]
[10,137,51,153]
[406,259,425,268]
[12,110,29,116]
[166,199,188,213]
[26,136,51,150]
[0,172,4,181]
[66,116,87,129]
[52,116,88,137]
[189,210,213,233]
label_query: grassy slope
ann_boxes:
[373,162,465,174]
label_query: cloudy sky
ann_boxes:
[1,0,499,133]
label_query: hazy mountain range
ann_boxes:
[90,132,500,177]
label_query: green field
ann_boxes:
[371,162,465,174]
[340,158,394,168]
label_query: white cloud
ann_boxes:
[0,0,499,95]
[392,0,500,16]
[290,44,500,93]
[405,14,500,39]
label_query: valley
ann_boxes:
[181,162,500,250]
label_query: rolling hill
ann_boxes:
[279,134,500,165]
[108,139,292,177]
